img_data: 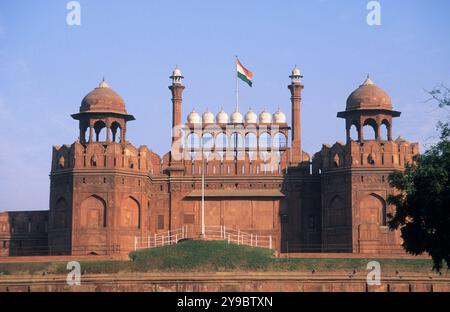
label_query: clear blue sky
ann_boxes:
[0,0,449,211]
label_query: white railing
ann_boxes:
[134,226,189,251]
[203,225,273,249]
[134,225,273,251]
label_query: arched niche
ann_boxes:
[359,193,386,226]
[328,195,346,227]
[120,197,140,229]
[79,195,107,229]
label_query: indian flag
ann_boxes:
[236,58,253,87]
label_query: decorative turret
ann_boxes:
[337,75,400,143]
[71,78,135,144]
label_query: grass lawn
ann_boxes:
[0,240,437,275]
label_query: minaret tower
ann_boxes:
[169,67,185,146]
[288,66,304,164]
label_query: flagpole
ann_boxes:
[235,56,239,112]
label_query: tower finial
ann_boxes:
[98,77,109,88]
[362,74,374,86]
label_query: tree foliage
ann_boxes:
[388,86,450,271]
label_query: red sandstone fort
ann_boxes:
[0,67,419,256]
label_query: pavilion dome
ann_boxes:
[346,76,392,111]
[80,79,127,114]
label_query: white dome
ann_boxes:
[259,110,272,123]
[245,109,257,123]
[230,111,243,123]
[202,110,215,124]
[291,66,301,77]
[187,109,201,124]
[216,109,229,123]
[273,109,286,123]
[172,67,183,77]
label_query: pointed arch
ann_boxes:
[120,196,140,229]
[363,118,377,140]
[94,120,107,142]
[360,193,387,226]
[79,195,107,229]
[328,195,346,227]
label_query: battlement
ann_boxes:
[313,138,419,172]
[51,142,162,175]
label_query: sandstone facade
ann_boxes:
[0,69,418,256]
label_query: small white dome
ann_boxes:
[245,109,257,123]
[273,109,286,123]
[259,110,272,123]
[187,109,201,124]
[202,110,215,124]
[216,109,229,123]
[291,66,301,77]
[230,111,243,123]
[172,67,183,77]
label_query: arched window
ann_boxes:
[215,132,227,151]
[94,120,107,142]
[245,132,257,150]
[259,132,272,151]
[110,122,122,143]
[273,132,287,149]
[333,154,340,168]
[82,124,89,143]
[363,119,377,140]
[349,123,359,141]
[186,132,200,150]
[381,119,390,140]
[231,132,244,149]
[202,132,214,152]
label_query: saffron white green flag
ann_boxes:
[236,58,253,87]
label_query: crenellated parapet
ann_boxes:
[51,141,162,175]
[314,137,419,172]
